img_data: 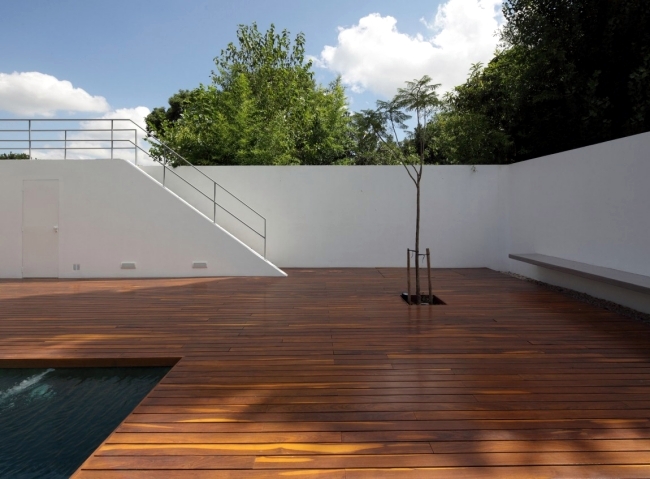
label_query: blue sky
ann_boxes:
[0,0,503,123]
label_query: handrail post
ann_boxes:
[64,130,67,160]
[134,129,138,165]
[264,219,267,259]
[28,120,31,159]
[213,182,217,223]
[163,163,166,187]
[110,119,114,159]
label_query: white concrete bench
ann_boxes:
[509,253,650,295]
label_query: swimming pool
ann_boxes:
[0,367,169,478]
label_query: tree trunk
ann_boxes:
[414,177,421,304]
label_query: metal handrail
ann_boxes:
[0,119,267,257]
[127,140,266,241]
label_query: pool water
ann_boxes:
[0,367,169,478]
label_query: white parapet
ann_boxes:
[0,159,285,278]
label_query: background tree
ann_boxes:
[424,62,515,164]
[346,110,398,165]
[367,76,441,303]
[146,23,352,166]
[145,90,192,139]
[0,152,30,160]
[502,0,650,155]
[426,0,650,164]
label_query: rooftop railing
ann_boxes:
[0,119,267,258]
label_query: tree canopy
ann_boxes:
[427,0,650,164]
[148,4,650,166]
[146,23,352,166]
[0,152,30,160]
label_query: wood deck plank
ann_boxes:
[1,268,650,478]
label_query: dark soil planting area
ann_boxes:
[401,292,446,305]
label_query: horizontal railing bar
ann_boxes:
[0,140,137,144]
[35,129,136,133]
[130,141,265,239]
[161,167,217,205]
[126,139,265,222]
[150,141,228,187]
[215,206,265,239]
[134,132,263,220]
[0,147,136,150]
[0,118,140,121]
[212,180,265,220]
[0,128,137,133]
[156,160,264,239]
[0,140,136,144]
[27,121,269,225]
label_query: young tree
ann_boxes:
[367,76,441,304]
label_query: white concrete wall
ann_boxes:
[507,132,650,312]
[2,131,648,312]
[141,165,508,269]
[142,132,650,312]
[0,159,284,278]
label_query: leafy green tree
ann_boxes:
[427,0,650,164]
[0,152,30,160]
[146,23,352,166]
[500,0,650,157]
[424,63,514,164]
[346,110,398,165]
[427,111,512,164]
[145,90,192,139]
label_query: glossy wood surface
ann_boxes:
[1,268,650,478]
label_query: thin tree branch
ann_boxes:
[380,113,419,186]
[402,161,418,186]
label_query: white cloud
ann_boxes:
[0,71,155,163]
[317,0,504,97]
[63,107,153,162]
[95,106,154,163]
[0,72,110,116]
[97,106,150,131]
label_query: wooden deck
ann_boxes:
[2,268,650,478]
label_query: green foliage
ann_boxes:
[148,3,650,167]
[425,62,515,164]
[373,75,442,173]
[145,90,192,138]
[0,152,30,160]
[146,23,352,166]
[428,111,513,165]
[432,0,650,164]
[347,110,399,165]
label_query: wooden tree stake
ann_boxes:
[426,248,432,304]
[407,248,412,305]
